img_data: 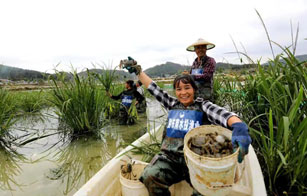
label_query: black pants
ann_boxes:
[119,105,135,125]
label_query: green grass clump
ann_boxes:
[92,64,118,92]
[49,70,105,137]
[244,52,306,195]
[13,90,49,116]
[99,84,123,119]
[214,49,306,195]
[0,88,18,150]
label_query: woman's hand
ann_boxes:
[231,122,252,163]
[119,57,153,88]
[106,91,112,97]
[120,56,142,75]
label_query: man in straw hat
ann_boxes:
[187,38,216,101]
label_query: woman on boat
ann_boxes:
[120,58,251,196]
[107,80,144,125]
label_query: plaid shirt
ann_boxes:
[147,82,237,128]
[190,55,216,82]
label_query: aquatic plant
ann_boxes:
[213,10,307,194]
[101,85,123,119]
[245,53,307,195]
[92,64,118,92]
[213,76,246,114]
[127,100,139,124]
[123,121,164,163]
[0,149,25,191]
[14,90,48,117]
[49,69,105,137]
[46,137,107,195]
[0,88,18,150]
[214,13,307,194]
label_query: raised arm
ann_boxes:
[138,72,153,89]
[120,57,177,109]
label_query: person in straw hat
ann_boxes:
[187,38,216,101]
[120,57,251,196]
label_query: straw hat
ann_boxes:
[186,38,215,52]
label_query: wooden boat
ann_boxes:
[74,124,267,196]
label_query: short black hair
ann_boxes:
[173,74,198,91]
[126,80,134,88]
[137,80,142,86]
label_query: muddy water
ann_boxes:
[0,97,167,196]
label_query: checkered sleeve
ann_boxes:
[202,101,238,128]
[147,81,177,109]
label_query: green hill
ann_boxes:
[143,62,254,77]
[78,69,135,80]
[144,62,190,77]
[1,54,306,81]
[0,64,49,81]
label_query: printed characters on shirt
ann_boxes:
[166,110,203,138]
[122,95,133,107]
[191,68,204,76]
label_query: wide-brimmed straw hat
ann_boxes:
[186,38,215,52]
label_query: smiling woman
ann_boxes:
[173,75,198,106]
[120,58,252,195]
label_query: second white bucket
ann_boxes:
[183,125,239,196]
[120,161,149,196]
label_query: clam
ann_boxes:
[188,131,233,158]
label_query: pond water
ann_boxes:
[0,97,167,196]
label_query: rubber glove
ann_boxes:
[119,56,142,75]
[231,122,251,163]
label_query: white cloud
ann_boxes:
[0,0,306,73]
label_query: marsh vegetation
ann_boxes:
[0,16,306,195]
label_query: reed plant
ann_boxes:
[215,10,306,193]
[216,48,306,194]
[125,124,163,162]
[213,75,246,114]
[13,90,49,117]
[127,100,139,124]
[0,88,18,150]
[49,70,105,137]
[92,64,118,92]
[244,53,307,195]
[101,85,123,119]
[0,149,25,191]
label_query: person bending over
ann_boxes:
[108,80,144,125]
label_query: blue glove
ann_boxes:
[231,122,252,163]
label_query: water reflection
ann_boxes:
[0,98,168,195]
[45,137,111,195]
[0,149,25,191]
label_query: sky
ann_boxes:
[0,0,306,73]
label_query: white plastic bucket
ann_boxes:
[183,125,239,196]
[120,161,149,196]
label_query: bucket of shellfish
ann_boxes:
[120,160,149,196]
[183,125,239,196]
